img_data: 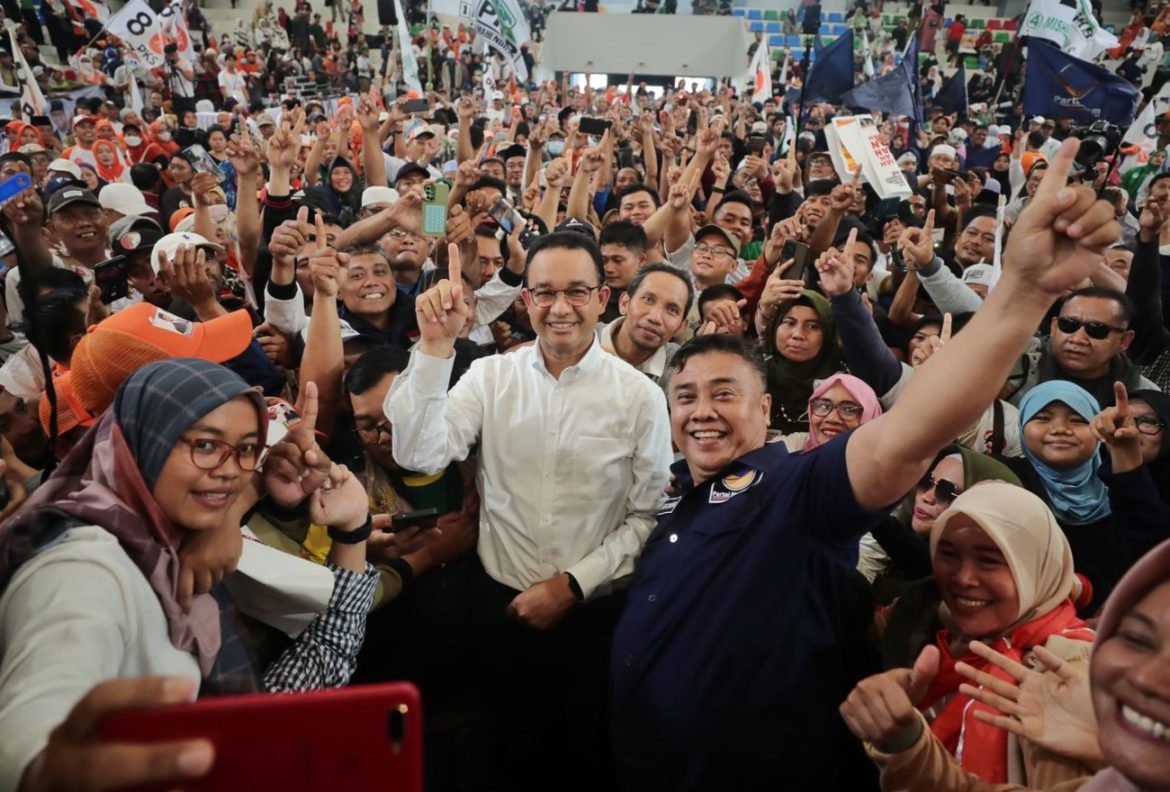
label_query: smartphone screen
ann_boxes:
[402,98,429,114]
[488,197,521,234]
[180,143,226,182]
[0,230,14,259]
[94,255,129,304]
[578,116,611,136]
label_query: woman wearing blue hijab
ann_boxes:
[1009,381,1164,614]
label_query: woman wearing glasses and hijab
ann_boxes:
[870,482,1098,786]
[0,359,378,790]
[1005,381,1167,615]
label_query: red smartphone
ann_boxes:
[101,682,422,791]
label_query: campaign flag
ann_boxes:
[108,0,167,68]
[934,61,968,114]
[840,63,917,118]
[127,64,145,113]
[901,34,922,124]
[460,0,531,81]
[1022,39,1140,128]
[393,0,423,94]
[861,30,875,79]
[159,0,196,62]
[5,24,46,118]
[1019,0,1118,62]
[802,28,854,105]
[1120,93,1170,174]
[749,38,772,105]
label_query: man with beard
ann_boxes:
[599,264,692,387]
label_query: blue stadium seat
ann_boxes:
[827,12,843,23]
[785,34,801,47]
[748,9,763,19]
[732,7,746,16]
[769,34,784,46]
[749,20,764,32]
[766,21,781,32]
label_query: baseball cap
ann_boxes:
[498,143,526,162]
[71,115,96,128]
[149,231,225,275]
[47,186,100,214]
[17,143,46,156]
[39,371,97,437]
[47,158,82,180]
[71,304,253,415]
[962,263,995,288]
[256,112,276,128]
[490,90,504,102]
[555,217,596,238]
[99,183,154,217]
[109,215,165,253]
[394,162,430,186]
[897,151,919,166]
[361,185,399,208]
[694,224,741,258]
[750,121,768,135]
[1030,116,1047,126]
[405,118,435,142]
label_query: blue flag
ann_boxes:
[1022,38,1140,128]
[802,29,855,105]
[902,34,922,123]
[840,67,917,118]
[934,61,967,114]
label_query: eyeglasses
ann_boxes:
[388,228,422,242]
[1056,316,1126,340]
[177,436,268,472]
[527,285,600,307]
[916,473,963,505]
[356,421,393,445]
[809,398,864,420]
[1135,415,1167,435]
[694,244,735,258]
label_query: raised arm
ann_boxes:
[846,139,1121,510]
[357,87,387,188]
[228,130,264,278]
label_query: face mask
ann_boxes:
[125,135,142,147]
[209,204,230,223]
[547,139,565,156]
[157,131,171,141]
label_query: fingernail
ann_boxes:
[177,744,213,775]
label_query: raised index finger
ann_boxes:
[940,312,953,343]
[1114,381,1129,420]
[923,209,936,237]
[315,210,327,254]
[448,242,463,303]
[1035,137,1078,199]
[297,380,319,435]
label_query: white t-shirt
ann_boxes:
[218,69,249,104]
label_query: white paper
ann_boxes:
[226,530,335,638]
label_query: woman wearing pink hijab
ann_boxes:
[780,373,883,452]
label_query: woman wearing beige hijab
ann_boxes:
[862,482,1097,786]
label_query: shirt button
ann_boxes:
[647,594,656,603]
[669,533,678,543]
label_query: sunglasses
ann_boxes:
[1056,316,1125,340]
[916,473,962,505]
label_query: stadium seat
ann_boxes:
[969,19,984,29]
[1005,18,1018,30]
[826,12,843,23]
[732,7,746,16]
[750,20,764,32]
[748,9,762,20]
[987,19,1002,29]
[766,21,781,32]
[785,34,801,47]
[764,9,779,21]
[769,34,783,46]
[994,31,1012,43]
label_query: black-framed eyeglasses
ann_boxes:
[916,473,963,505]
[1135,415,1167,436]
[177,436,268,472]
[356,421,393,445]
[1056,316,1126,340]
[527,285,600,307]
[809,398,864,420]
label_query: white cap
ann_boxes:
[490,90,504,102]
[931,143,958,161]
[897,151,918,166]
[360,185,399,208]
[948,128,968,144]
[149,231,224,275]
[48,158,82,179]
[1031,115,1047,125]
[750,121,768,135]
[962,263,995,287]
[99,183,154,217]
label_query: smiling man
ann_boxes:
[609,139,1123,790]
[385,232,671,791]
[599,263,692,386]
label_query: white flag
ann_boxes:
[159,0,196,62]
[1120,93,1170,174]
[749,39,771,105]
[5,24,46,118]
[1019,0,1118,61]
[460,0,531,81]
[127,66,145,113]
[991,194,1006,289]
[862,31,875,79]
[109,0,167,68]
[393,0,423,94]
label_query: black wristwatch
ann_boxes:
[328,514,373,544]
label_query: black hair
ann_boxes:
[469,119,485,150]
[28,266,85,293]
[598,219,647,253]
[805,178,837,197]
[206,124,229,140]
[1058,286,1135,328]
[344,344,412,394]
[474,224,510,263]
[616,182,661,207]
[628,262,695,316]
[130,163,162,192]
[469,175,507,196]
[1147,171,1170,193]
[831,228,878,265]
[669,333,767,391]
[1026,130,1046,150]
[713,190,754,214]
[523,230,605,286]
[959,204,998,230]
[28,285,88,363]
[696,283,742,317]
[340,243,392,265]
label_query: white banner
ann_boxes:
[749,40,771,105]
[393,0,423,94]
[159,0,195,62]
[1120,92,1170,174]
[5,24,47,118]
[1019,0,1118,62]
[108,0,167,68]
[460,0,531,81]
[826,115,911,199]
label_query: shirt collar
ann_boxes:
[599,318,670,378]
[531,335,605,379]
[669,442,778,494]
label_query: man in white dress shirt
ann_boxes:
[386,231,672,790]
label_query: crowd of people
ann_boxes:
[0,0,1168,790]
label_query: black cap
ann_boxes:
[47,186,100,214]
[554,217,596,239]
[498,143,526,162]
[394,162,430,185]
[111,216,165,253]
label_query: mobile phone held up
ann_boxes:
[180,143,227,183]
[401,98,430,115]
[101,682,423,791]
[422,182,449,238]
[578,116,611,137]
[779,240,811,282]
[94,255,130,304]
[487,197,539,249]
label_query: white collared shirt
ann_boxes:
[385,338,672,599]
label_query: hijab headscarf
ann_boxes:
[5,120,44,153]
[151,118,180,157]
[765,290,843,433]
[1018,381,1111,526]
[1078,538,1170,792]
[0,358,267,675]
[802,372,882,450]
[310,156,361,227]
[92,139,126,184]
[921,482,1093,783]
[1131,389,1170,496]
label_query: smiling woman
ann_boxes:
[764,290,844,435]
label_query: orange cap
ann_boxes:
[1021,151,1047,177]
[169,206,196,232]
[39,370,98,436]
[71,305,253,416]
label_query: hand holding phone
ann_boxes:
[422,182,450,238]
[94,255,129,304]
[779,240,811,281]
